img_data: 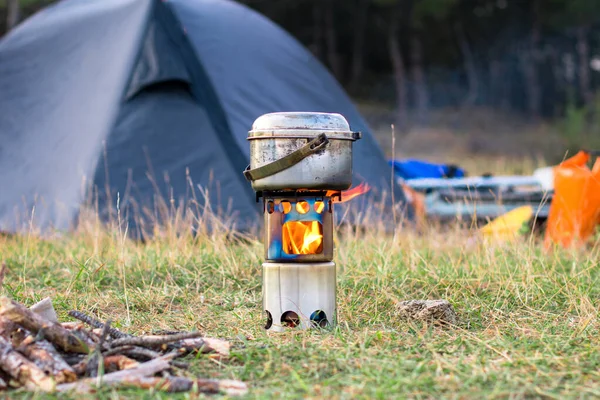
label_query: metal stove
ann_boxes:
[243,112,361,331]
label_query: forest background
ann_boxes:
[3,0,600,172]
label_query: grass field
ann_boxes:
[1,209,599,399]
[1,106,598,398]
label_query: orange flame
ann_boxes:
[283,221,323,254]
[280,183,370,255]
[327,182,371,203]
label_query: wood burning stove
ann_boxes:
[243,112,361,331]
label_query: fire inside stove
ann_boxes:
[282,221,323,255]
[264,195,333,262]
[263,185,371,263]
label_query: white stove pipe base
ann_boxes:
[262,262,336,332]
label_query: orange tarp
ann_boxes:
[544,151,600,248]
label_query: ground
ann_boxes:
[2,216,599,399]
[0,102,597,398]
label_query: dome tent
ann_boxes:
[0,0,408,237]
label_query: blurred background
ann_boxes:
[3,0,600,174]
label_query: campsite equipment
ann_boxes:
[480,205,534,241]
[405,175,545,193]
[533,166,555,191]
[406,174,552,224]
[401,184,427,224]
[544,150,600,248]
[0,0,406,237]
[389,159,465,180]
[245,112,363,332]
[244,112,361,191]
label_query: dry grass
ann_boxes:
[360,104,571,176]
[1,196,599,399]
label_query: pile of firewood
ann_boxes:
[0,296,247,395]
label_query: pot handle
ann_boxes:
[243,133,329,182]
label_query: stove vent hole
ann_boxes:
[264,311,273,329]
[310,310,328,328]
[296,200,310,214]
[314,201,325,213]
[281,201,292,214]
[296,201,310,214]
[281,311,300,328]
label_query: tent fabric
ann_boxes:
[93,2,259,236]
[0,0,408,236]
[124,15,191,99]
[0,0,152,232]
[168,0,398,192]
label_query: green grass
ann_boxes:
[1,216,600,399]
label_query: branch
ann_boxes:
[0,336,55,392]
[0,297,92,354]
[56,354,176,393]
[17,335,77,384]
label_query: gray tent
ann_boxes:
[0,0,408,237]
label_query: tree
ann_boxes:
[324,0,342,80]
[373,0,409,132]
[547,0,600,106]
[521,0,542,118]
[6,0,20,32]
[410,0,458,123]
[454,22,478,107]
[349,0,370,90]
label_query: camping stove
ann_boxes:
[243,112,361,332]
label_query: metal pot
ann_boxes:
[243,112,361,192]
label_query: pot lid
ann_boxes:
[248,112,360,140]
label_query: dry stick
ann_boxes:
[0,369,11,390]
[68,311,132,339]
[71,360,87,377]
[75,354,140,375]
[17,336,77,383]
[103,346,164,362]
[61,353,86,366]
[106,337,229,358]
[103,355,139,372]
[0,316,17,339]
[109,331,202,348]
[0,297,92,354]
[117,376,248,395]
[120,347,162,360]
[56,354,176,394]
[102,345,135,357]
[0,336,55,392]
[9,327,28,348]
[112,346,189,369]
[74,326,100,346]
[61,322,85,330]
[98,320,111,347]
[29,297,58,323]
[178,337,231,356]
[152,330,185,335]
[86,319,112,378]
